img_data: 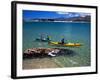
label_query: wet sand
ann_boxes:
[23,58,60,69]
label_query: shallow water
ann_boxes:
[23,22,91,69]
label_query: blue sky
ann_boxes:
[23,10,90,20]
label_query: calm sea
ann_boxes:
[23,22,91,67]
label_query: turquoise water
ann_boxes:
[23,22,90,50]
[23,22,91,67]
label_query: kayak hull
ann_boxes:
[49,41,82,47]
[35,38,51,42]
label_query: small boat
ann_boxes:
[35,38,51,42]
[49,41,82,47]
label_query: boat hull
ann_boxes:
[35,38,51,42]
[49,41,82,47]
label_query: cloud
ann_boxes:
[74,14,79,17]
[56,11,90,18]
[56,12,69,15]
[79,13,91,17]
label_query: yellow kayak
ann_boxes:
[49,41,82,47]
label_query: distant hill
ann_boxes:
[66,15,91,22]
[23,15,91,22]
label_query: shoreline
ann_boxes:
[24,21,90,23]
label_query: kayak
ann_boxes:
[49,41,82,47]
[35,38,51,42]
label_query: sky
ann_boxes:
[23,10,90,20]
